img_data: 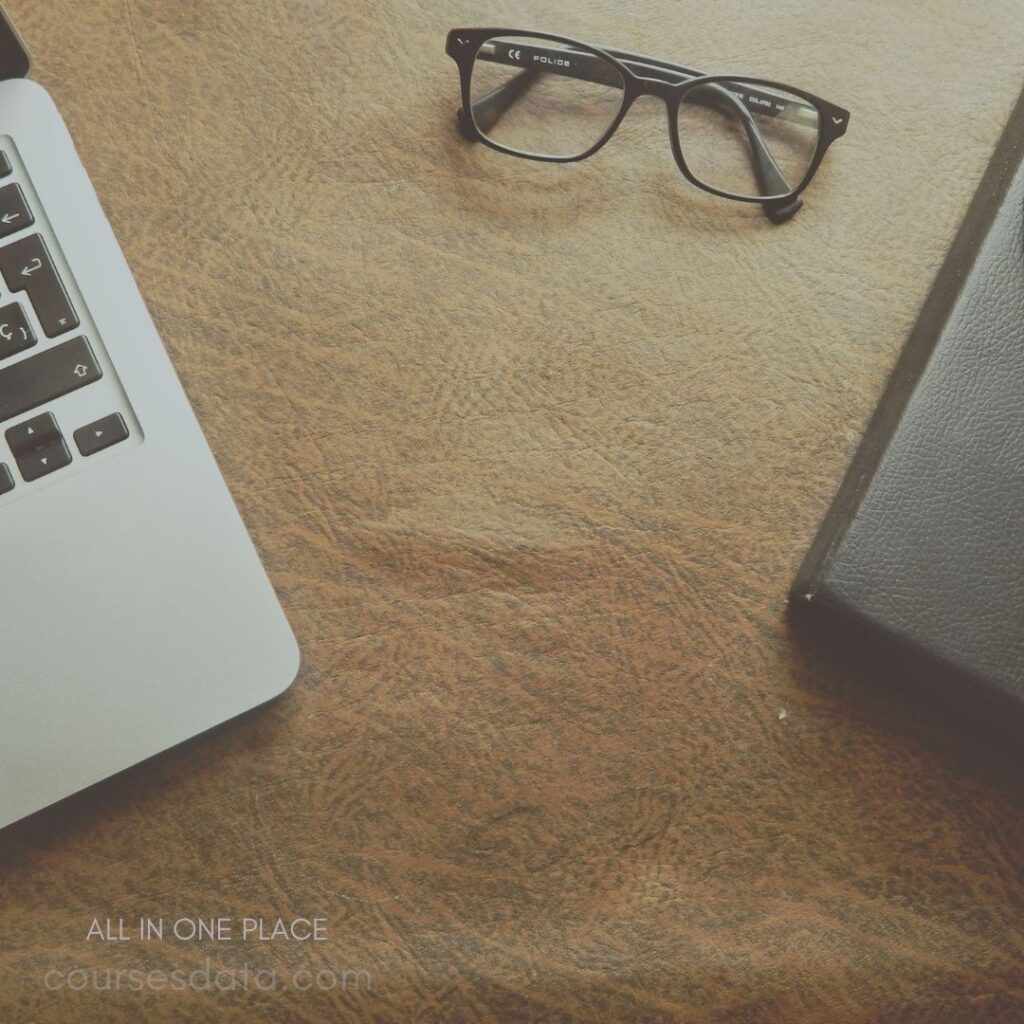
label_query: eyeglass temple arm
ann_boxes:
[458,67,540,140]
[462,45,802,224]
[687,82,800,222]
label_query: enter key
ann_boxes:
[0,233,79,338]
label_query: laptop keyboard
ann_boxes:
[0,139,138,500]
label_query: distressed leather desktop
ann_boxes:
[2,1,1024,1023]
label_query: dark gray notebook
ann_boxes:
[791,86,1024,733]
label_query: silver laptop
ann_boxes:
[0,14,299,830]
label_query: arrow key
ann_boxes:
[8,411,72,483]
[74,413,128,457]
[0,183,32,240]
[6,411,60,457]
[17,437,71,482]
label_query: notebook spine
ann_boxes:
[790,84,1024,611]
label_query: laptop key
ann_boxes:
[0,233,79,337]
[0,183,32,239]
[0,463,13,495]
[75,413,128,457]
[6,412,60,456]
[0,336,102,424]
[8,411,73,483]
[0,153,10,178]
[0,301,34,360]
[17,437,71,482]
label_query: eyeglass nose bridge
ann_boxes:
[625,73,681,104]
[611,69,688,126]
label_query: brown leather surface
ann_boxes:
[2,1,1024,1022]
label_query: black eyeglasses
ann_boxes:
[446,29,850,224]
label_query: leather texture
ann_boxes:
[796,117,1024,723]
[5,1,1024,1023]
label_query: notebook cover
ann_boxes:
[790,84,1024,733]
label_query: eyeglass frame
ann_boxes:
[445,28,851,224]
